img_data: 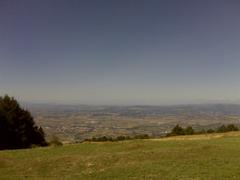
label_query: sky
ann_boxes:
[1,0,240,105]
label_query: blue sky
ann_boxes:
[1,0,240,105]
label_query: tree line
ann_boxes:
[167,124,239,137]
[85,134,150,142]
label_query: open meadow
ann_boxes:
[1,132,240,179]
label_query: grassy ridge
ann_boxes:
[1,132,240,179]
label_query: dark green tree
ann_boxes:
[226,124,239,131]
[184,126,194,135]
[170,124,185,136]
[206,129,215,133]
[216,125,227,133]
[0,95,47,150]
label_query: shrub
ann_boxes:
[216,125,227,133]
[184,126,194,135]
[169,124,185,136]
[226,124,239,131]
[167,123,239,138]
[134,134,150,139]
[116,136,126,141]
[49,136,63,146]
[206,129,215,133]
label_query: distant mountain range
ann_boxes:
[22,103,240,117]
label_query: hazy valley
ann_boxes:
[24,104,240,143]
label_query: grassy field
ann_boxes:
[1,132,240,179]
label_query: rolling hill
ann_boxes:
[1,132,240,179]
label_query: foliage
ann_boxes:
[216,125,228,133]
[49,135,63,146]
[226,124,239,131]
[134,134,150,139]
[167,124,185,136]
[184,126,195,135]
[216,124,239,133]
[0,95,47,150]
[167,124,239,137]
[85,134,149,142]
[206,129,215,133]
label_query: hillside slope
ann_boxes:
[1,132,240,179]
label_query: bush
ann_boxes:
[216,125,227,133]
[86,134,148,142]
[167,123,239,137]
[169,124,185,136]
[49,136,63,146]
[116,136,126,141]
[206,129,215,133]
[134,134,150,139]
[197,129,206,134]
[226,124,239,131]
[184,126,194,135]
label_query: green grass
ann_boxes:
[1,133,240,179]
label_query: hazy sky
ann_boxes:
[1,0,240,105]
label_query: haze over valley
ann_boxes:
[23,103,240,143]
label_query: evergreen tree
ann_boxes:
[0,95,47,150]
[206,129,215,133]
[184,126,194,135]
[170,124,185,135]
[216,125,227,133]
[226,124,239,131]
